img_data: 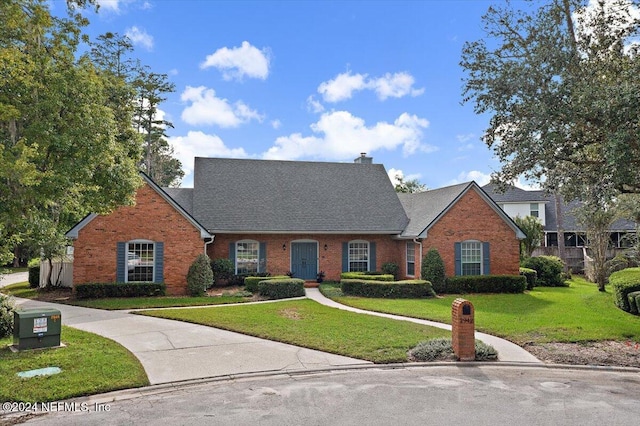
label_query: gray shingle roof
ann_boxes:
[162,188,193,215]
[398,182,470,237]
[482,183,548,203]
[191,157,409,233]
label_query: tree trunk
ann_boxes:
[554,193,568,272]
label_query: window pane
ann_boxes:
[127,242,154,282]
[406,242,415,276]
[461,241,481,276]
[237,241,259,275]
[349,242,368,272]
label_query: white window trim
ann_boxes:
[348,240,370,273]
[126,239,155,283]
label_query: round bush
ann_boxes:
[187,254,214,296]
[521,255,567,287]
[0,294,16,338]
[381,262,400,280]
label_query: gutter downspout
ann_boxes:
[204,235,215,255]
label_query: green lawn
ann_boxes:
[323,277,640,344]
[0,282,253,310]
[140,299,450,363]
[0,326,148,402]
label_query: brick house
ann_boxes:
[66,156,525,295]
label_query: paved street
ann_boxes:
[17,365,640,425]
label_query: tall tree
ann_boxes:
[132,68,183,187]
[0,0,141,282]
[394,174,427,193]
[461,0,640,201]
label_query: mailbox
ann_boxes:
[451,298,475,361]
[13,308,62,350]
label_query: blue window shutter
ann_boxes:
[259,242,267,273]
[482,242,490,275]
[116,242,126,282]
[229,242,236,273]
[155,242,164,283]
[369,242,376,272]
[454,242,462,276]
[342,242,348,272]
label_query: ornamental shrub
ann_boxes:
[187,254,214,296]
[381,262,400,280]
[409,338,498,361]
[244,275,288,293]
[0,294,15,338]
[421,248,446,293]
[340,272,394,281]
[520,255,567,287]
[28,265,40,288]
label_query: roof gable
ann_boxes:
[65,173,211,239]
[400,182,526,239]
[191,157,409,234]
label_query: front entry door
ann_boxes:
[291,242,318,280]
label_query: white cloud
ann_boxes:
[306,95,325,113]
[317,71,369,102]
[169,131,249,184]
[271,119,282,129]
[262,111,434,161]
[514,176,542,191]
[180,86,263,128]
[125,26,153,51]
[317,71,424,103]
[450,170,492,186]
[95,0,121,12]
[387,168,423,187]
[200,41,270,81]
[371,72,425,100]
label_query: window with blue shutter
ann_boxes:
[116,242,126,282]
[122,240,157,282]
[154,242,164,283]
[456,240,489,276]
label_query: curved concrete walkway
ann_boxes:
[7,283,539,385]
[305,288,541,364]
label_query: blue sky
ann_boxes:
[56,0,512,189]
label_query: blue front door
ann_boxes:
[291,242,318,280]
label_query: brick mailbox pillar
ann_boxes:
[451,298,475,361]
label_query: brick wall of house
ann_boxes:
[73,184,205,295]
[420,187,521,277]
[209,234,406,281]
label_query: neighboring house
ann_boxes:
[65,156,525,295]
[482,183,638,271]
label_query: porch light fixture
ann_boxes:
[324,244,328,251]
[282,244,286,251]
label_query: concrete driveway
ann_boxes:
[14,298,370,384]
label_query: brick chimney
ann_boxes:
[354,152,373,164]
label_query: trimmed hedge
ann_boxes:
[244,275,288,293]
[257,278,305,300]
[75,282,166,299]
[340,272,394,282]
[519,267,537,290]
[433,275,526,294]
[341,279,436,298]
[627,291,640,315]
[610,268,640,313]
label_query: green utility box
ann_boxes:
[13,308,62,350]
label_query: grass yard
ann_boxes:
[0,327,148,402]
[322,277,640,345]
[0,282,253,310]
[140,299,450,363]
